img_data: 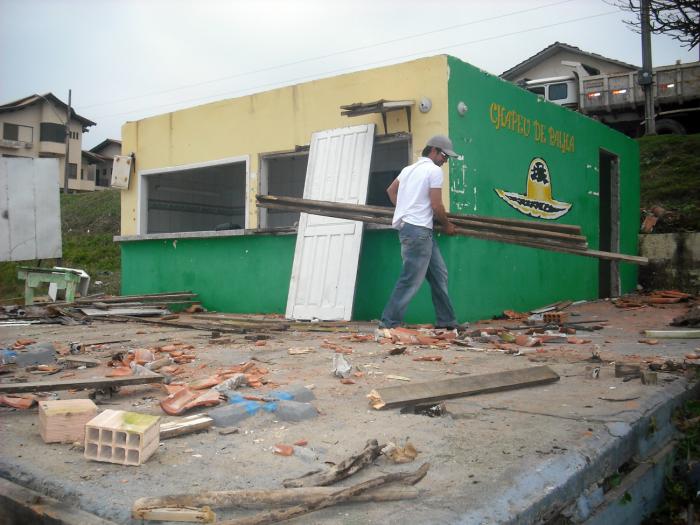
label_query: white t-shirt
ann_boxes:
[391,157,443,229]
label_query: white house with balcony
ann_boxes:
[0,93,96,191]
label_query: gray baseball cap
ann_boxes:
[426,135,458,157]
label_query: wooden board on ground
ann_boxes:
[160,415,214,439]
[0,373,164,394]
[368,365,560,410]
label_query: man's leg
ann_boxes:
[380,224,433,328]
[425,237,458,328]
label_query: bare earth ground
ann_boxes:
[1,298,698,524]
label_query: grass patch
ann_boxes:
[639,133,700,232]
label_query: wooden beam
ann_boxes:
[257,194,582,234]
[0,373,164,394]
[368,365,560,410]
[132,486,419,514]
[257,195,648,265]
[160,415,214,439]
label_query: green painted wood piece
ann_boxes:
[17,267,82,305]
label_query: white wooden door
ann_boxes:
[286,124,375,320]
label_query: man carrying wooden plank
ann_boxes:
[379,135,466,330]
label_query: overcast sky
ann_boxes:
[1,0,696,148]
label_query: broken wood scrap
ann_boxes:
[132,506,215,523]
[217,463,430,525]
[367,365,560,410]
[282,439,383,488]
[94,315,249,333]
[57,356,101,368]
[644,329,700,339]
[160,415,214,439]
[73,291,197,304]
[0,372,163,394]
[132,485,419,515]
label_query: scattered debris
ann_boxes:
[383,440,419,464]
[671,305,700,327]
[0,394,38,409]
[273,444,295,456]
[283,439,384,488]
[331,353,352,378]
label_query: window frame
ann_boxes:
[548,82,569,101]
[136,155,250,236]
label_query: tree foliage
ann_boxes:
[610,1,699,51]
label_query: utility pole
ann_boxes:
[639,0,656,135]
[63,89,72,193]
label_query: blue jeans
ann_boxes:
[380,223,457,328]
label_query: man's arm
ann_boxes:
[430,188,456,235]
[387,179,400,206]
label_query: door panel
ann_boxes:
[286,124,375,320]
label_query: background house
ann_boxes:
[500,42,639,83]
[0,93,96,191]
[116,55,640,323]
[81,138,121,189]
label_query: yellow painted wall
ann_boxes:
[120,55,451,235]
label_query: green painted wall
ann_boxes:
[121,235,297,314]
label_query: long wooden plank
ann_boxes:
[0,373,164,394]
[262,200,587,247]
[259,199,648,265]
[257,194,583,235]
[368,365,560,409]
[259,197,586,245]
[133,486,420,514]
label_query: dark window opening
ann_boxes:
[549,83,569,101]
[367,136,411,207]
[261,152,309,228]
[3,123,18,141]
[528,86,545,97]
[146,161,246,234]
[40,122,66,143]
[599,150,620,298]
[68,163,78,179]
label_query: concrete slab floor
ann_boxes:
[0,298,699,524]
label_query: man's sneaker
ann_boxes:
[435,322,470,332]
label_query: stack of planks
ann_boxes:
[256,194,647,265]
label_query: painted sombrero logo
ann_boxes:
[495,157,572,219]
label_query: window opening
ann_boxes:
[367,135,411,207]
[143,160,247,234]
[258,134,410,228]
[548,83,569,101]
[40,122,66,143]
[260,150,309,228]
